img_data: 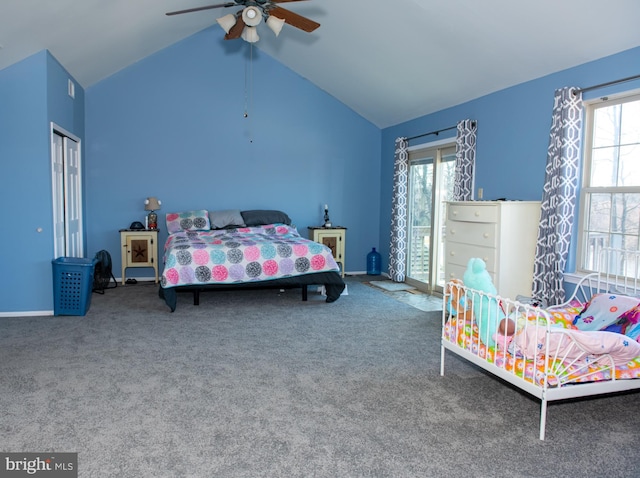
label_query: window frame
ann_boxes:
[576,89,640,274]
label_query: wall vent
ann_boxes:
[68,79,75,99]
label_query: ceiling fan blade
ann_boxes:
[267,6,320,32]
[270,0,310,3]
[166,3,237,16]
[225,15,246,40]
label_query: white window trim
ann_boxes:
[575,89,640,274]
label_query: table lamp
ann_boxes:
[144,197,161,230]
[323,204,332,228]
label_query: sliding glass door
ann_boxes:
[405,143,456,293]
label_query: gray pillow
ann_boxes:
[241,210,291,226]
[209,209,246,229]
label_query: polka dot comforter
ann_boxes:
[161,224,341,288]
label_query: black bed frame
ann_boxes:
[158,271,345,312]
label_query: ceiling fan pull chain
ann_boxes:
[244,44,251,118]
[244,56,249,119]
[250,43,254,118]
[244,43,254,143]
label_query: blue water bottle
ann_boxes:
[367,247,381,275]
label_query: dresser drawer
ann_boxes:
[445,242,497,271]
[446,220,497,248]
[445,262,497,284]
[448,203,498,223]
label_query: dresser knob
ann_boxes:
[483,233,489,238]
[450,229,456,235]
[474,211,480,217]
[452,210,458,216]
[483,257,489,262]
[450,251,455,256]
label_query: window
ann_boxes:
[579,92,640,272]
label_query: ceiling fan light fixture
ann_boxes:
[241,26,260,43]
[216,13,237,34]
[242,6,262,27]
[266,15,285,37]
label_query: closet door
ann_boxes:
[51,126,83,258]
[64,136,82,257]
[52,133,66,257]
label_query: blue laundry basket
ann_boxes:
[52,257,97,316]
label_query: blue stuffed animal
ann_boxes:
[462,258,506,347]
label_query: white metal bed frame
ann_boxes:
[440,248,640,440]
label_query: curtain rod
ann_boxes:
[406,125,457,142]
[573,73,640,95]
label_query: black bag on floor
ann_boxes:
[93,250,117,294]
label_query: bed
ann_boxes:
[440,248,640,440]
[158,209,346,311]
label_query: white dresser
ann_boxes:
[444,201,541,299]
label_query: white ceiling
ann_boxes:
[2,0,640,128]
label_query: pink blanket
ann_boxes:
[509,327,640,366]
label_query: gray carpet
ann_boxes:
[1,279,639,477]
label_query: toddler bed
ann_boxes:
[158,209,345,311]
[440,248,640,440]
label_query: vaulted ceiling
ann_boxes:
[2,0,640,128]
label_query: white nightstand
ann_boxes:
[119,229,159,284]
[308,226,347,277]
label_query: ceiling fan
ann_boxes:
[166,0,320,43]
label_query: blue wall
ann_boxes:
[0,51,85,313]
[85,26,382,283]
[47,54,85,136]
[379,46,640,273]
[1,33,638,313]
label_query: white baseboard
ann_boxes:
[0,310,54,318]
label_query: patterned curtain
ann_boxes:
[388,137,409,282]
[453,119,477,201]
[532,87,583,305]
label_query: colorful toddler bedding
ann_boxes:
[161,224,341,288]
[572,293,640,341]
[444,306,640,387]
